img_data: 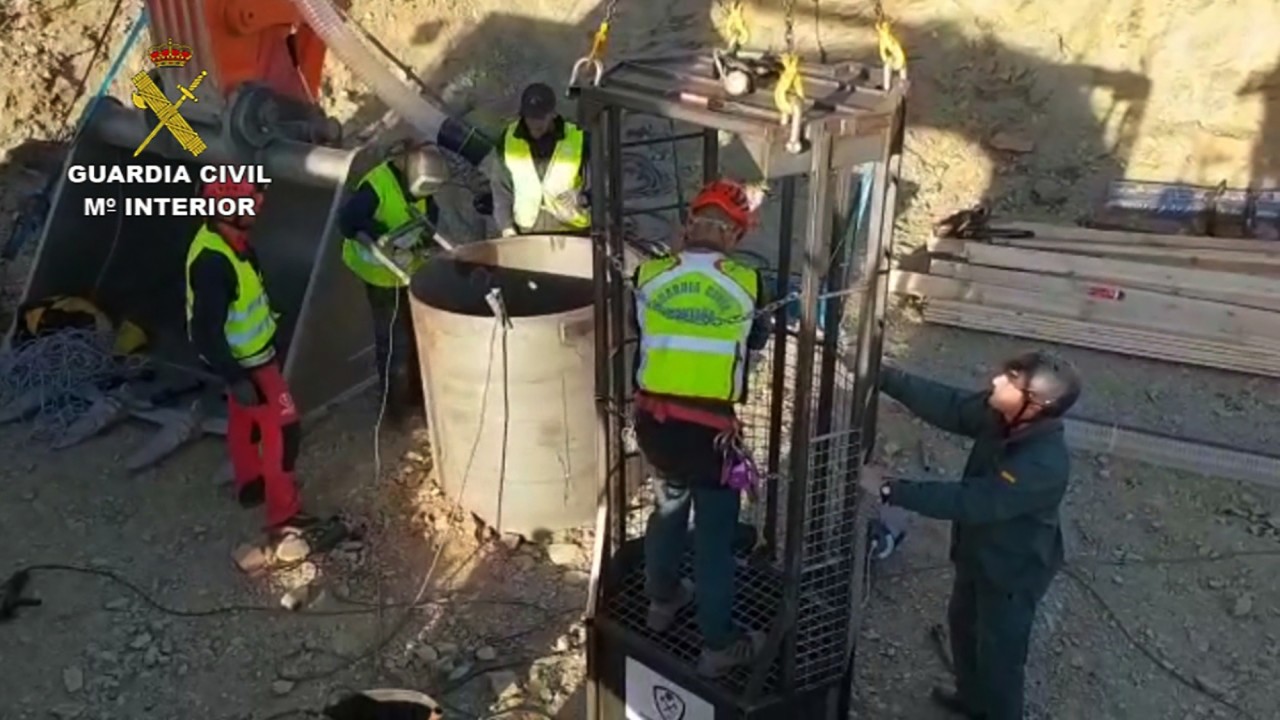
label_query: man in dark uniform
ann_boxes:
[859,351,1082,720]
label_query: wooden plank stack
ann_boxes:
[891,221,1280,377]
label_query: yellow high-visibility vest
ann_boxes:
[503,120,589,231]
[185,224,278,367]
[342,161,435,288]
[634,252,759,402]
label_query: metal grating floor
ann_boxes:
[602,544,858,694]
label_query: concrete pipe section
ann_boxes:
[409,235,607,538]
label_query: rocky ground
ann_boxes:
[3,1,1280,719]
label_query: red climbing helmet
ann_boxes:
[690,179,756,230]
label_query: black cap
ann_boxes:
[520,83,557,119]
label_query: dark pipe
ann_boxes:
[88,99,353,187]
[764,176,796,553]
[808,170,856,562]
[745,126,835,700]
[437,116,495,167]
[622,131,705,148]
[606,106,629,551]
[701,128,719,184]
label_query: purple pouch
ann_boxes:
[718,432,760,494]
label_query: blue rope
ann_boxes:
[72,8,150,138]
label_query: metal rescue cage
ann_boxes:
[577,53,906,720]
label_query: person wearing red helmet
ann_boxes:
[630,178,773,678]
[185,177,332,553]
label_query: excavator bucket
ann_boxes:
[3,0,499,467]
[4,97,377,460]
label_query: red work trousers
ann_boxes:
[227,361,302,527]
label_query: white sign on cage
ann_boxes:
[624,657,715,720]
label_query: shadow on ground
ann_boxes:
[1238,54,1280,189]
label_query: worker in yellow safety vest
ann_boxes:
[490,82,590,236]
[631,179,773,679]
[186,179,343,558]
[339,143,451,425]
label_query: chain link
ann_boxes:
[606,253,799,327]
[783,0,797,53]
[603,0,621,25]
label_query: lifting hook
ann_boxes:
[568,57,605,94]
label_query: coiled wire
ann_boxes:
[0,329,139,441]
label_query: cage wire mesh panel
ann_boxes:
[604,239,875,694]
[584,51,903,715]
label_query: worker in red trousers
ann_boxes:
[185,179,342,556]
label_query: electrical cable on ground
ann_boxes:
[273,305,510,686]
[871,548,1280,719]
[1061,566,1260,720]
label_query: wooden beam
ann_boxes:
[927,240,1280,311]
[1064,418,1280,491]
[896,267,1280,343]
[918,299,1280,377]
[998,222,1280,254]
[972,239,1280,275]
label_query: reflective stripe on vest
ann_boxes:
[185,224,278,367]
[634,252,759,402]
[503,121,589,231]
[342,161,433,288]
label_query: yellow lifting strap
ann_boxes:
[589,21,611,61]
[773,53,805,121]
[723,1,750,50]
[871,0,906,73]
[876,18,906,72]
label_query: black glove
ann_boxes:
[227,377,260,406]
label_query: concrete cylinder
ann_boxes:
[408,235,603,538]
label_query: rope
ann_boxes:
[72,8,150,142]
[53,0,126,141]
[0,329,140,442]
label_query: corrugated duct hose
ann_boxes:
[287,0,496,174]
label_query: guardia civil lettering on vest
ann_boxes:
[65,164,271,185]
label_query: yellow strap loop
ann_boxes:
[589,21,611,61]
[876,19,906,72]
[724,1,750,49]
[774,53,805,120]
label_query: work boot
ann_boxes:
[646,579,695,633]
[266,513,351,564]
[236,477,265,509]
[696,630,766,679]
[930,686,984,718]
